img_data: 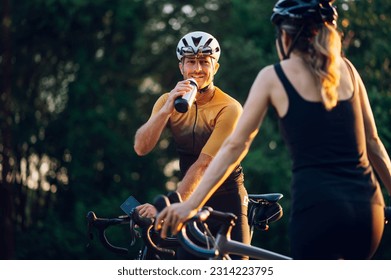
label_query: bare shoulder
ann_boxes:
[250,63,290,117]
[254,65,278,86]
[256,64,277,79]
[249,64,279,98]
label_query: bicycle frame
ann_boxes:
[86,191,288,259]
[213,233,292,260]
[178,205,391,260]
[178,206,292,260]
[88,186,391,260]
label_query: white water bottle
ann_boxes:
[174,78,198,113]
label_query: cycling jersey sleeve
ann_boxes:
[150,93,169,118]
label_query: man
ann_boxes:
[134,31,250,259]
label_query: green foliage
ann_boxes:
[1,0,390,260]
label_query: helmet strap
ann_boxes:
[277,33,288,60]
[278,25,305,60]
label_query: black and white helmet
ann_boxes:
[176,31,221,62]
[271,0,338,27]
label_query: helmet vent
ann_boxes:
[191,36,202,47]
[181,38,189,47]
[204,38,213,48]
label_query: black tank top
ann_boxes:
[274,61,384,212]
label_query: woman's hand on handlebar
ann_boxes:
[136,203,157,219]
[154,201,198,239]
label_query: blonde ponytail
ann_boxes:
[307,24,342,111]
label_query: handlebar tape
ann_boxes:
[167,191,183,204]
[153,195,171,212]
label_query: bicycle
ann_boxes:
[86,191,182,260]
[174,202,391,260]
[86,191,285,260]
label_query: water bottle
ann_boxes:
[174,78,198,113]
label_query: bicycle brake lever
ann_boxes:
[153,194,171,212]
[86,214,94,249]
[86,212,94,241]
[129,218,137,246]
[144,226,176,257]
[97,229,129,255]
[86,211,129,255]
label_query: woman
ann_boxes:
[155,0,391,259]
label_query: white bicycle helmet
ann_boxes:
[176,31,221,62]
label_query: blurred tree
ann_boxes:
[0,0,14,260]
[0,0,390,260]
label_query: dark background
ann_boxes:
[1,0,390,259]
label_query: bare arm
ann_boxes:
[134,109,171,156]
[354,65,391,196]
[176,153,213,201]
[134,80,194,156]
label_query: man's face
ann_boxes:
[179,55,219,89]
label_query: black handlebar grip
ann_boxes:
[186,221,214,245]
[85,211,129,255]
[153,194,171,212]
[86,211,97,223]
[167,191,183,204]
[177,226,218,259]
